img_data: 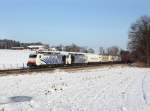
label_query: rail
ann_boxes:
[0,63,124,75]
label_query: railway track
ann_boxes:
[0,63,125,75]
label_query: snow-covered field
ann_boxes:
[0,50,33,69]
[0,66,150,111]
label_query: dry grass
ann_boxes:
[132,62,150,68]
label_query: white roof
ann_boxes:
[27,45,45,48]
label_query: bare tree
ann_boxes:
[107,46,119,55]
[55,44,64,51]
[128,16,150,66]
[99,47,105,55]
[80,47,88,53]
[64,44,80,52]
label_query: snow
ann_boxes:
[0,66,150,111]
[0,50,33,69]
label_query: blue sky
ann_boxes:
[0,0,150,50]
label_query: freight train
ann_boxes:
[27,51,122,67]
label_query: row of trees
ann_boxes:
[99,46,120,55]
[55,44,121,55]
[0,39,121,55]
[128,16,150,66]
[55,44,95,53]
[0,39,43,49]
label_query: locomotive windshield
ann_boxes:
[29,54,37,58]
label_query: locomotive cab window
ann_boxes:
[29,54,37,58]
